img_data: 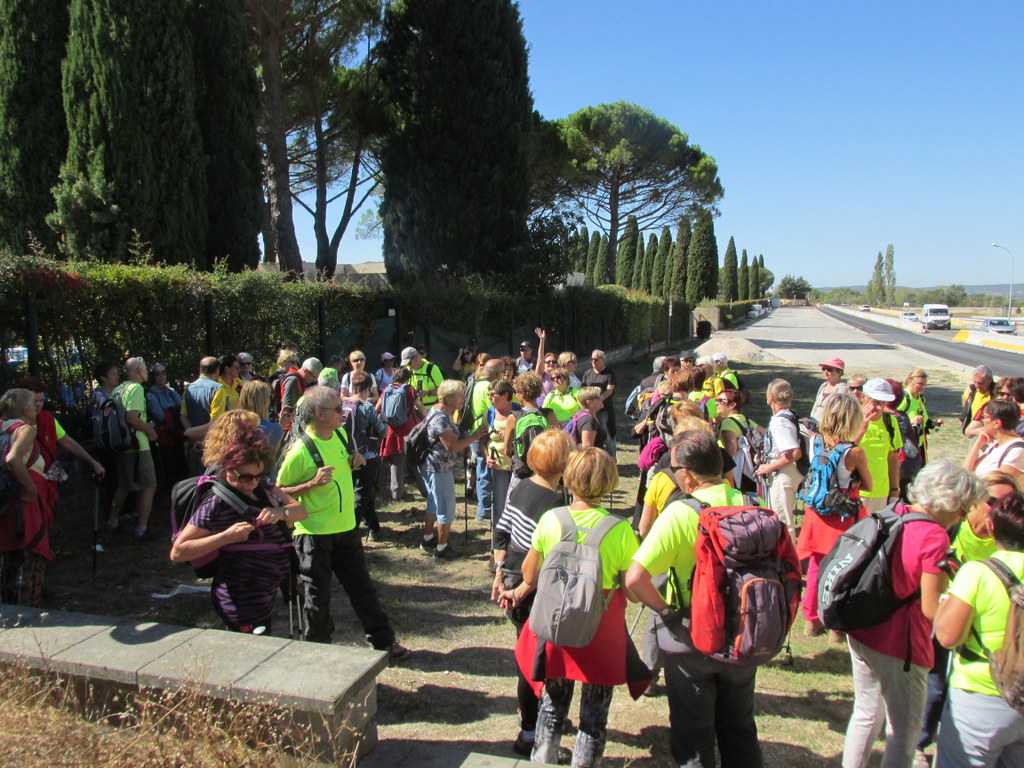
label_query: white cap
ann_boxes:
[863,377,895,402]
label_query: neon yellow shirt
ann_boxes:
[113,381,150,452]
[953,519,998,565]
[277,426,355,535]
[860,414,901,499]
[544,388,580,424]
[632,483,749,606]
[532,506,638,589]
[948,551,1024,696]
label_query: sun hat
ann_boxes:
[819,357,845,371]
[863,377,895,402]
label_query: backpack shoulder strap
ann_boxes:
[997,440,1024,468]
[551,506,577,543]
[210,480,253,517]
[298,431,324,469]
[982,557,1022,592]
[588,512,626,547]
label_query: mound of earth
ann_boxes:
[694,336,783,364]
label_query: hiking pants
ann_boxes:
[472,444,492,518]
[664,651,763,768]
[918,639,951,750]
[533,678,613,768]
[937,686,1024,767]
[294,530,394,649]
[353,456,381,533]
[491,468,512,547]
[843,636,928,768]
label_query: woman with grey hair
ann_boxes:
[0,388,55,606]
[419,380,487,561]
[842,461,985,768]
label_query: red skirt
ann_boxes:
[0,472,54,562]
[515,589,651,700]
[796,504,865,560]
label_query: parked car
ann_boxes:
[900,311,919,322]
[981,318,1017,335]
[859,304,871,312]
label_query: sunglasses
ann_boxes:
[715,398,730,404]
[553,375,566,381]
[849,386,863,392]
[822,366,839,373]
[351,358,365,363]
[545,359,557,365]
[229,468,265,483]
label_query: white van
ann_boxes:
[921,304,951,330]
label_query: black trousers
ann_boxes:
[294,528,394,648]
[353,457,381,532]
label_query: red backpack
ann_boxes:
[689,505,802,666]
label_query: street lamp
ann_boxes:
[993,243,1015,320]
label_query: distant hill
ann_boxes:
[818,283,1016,295]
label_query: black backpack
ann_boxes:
[818,505,937,640]
[510,408,548,479]
[406,409,443,468]
[778,411,811,476]
[170,474,259,577]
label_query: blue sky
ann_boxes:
[299,1,1023,290]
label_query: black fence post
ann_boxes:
[318,298,327,360]
[24,294,40,377]
[204,295,216,355]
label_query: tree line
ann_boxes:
[0,0,753,293]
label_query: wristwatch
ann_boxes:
[657,606,675,619]
[493,560,505,569]
[282,508,290,520]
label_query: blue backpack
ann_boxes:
[563,411,585,441]
[380,384,409,427]
[796,438,860,517]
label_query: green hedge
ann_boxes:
[0,254,684,411]
[715,298,767,327]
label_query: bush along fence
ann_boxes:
[0,253,688,434]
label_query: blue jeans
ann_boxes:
[472,444,492,518]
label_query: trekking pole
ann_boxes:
[463,450,470,544]
[629,604,647,637]
[91,483,100,582]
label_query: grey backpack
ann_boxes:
[530,507,625,648]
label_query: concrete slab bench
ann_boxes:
[0,604,387,762]
[361,741,557,768]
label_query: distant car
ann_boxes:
[900,311,919,323]
[981,318,1017,335]
[859,304,870,312]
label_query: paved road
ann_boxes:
[717,306,947,371]
[817,305,1024,374]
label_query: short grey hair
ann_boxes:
[908,461,986,516]
[438,379,464,404]
[0,388,34,419]
[974,365,993,379]
[125,356,146,376]
[301,357,324,376]
[652,356,665,373]
[591,350,606,360]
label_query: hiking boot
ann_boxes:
[512,734,571,764]
[367,528,384,543]
[804,619,826,637]
[386,642,412,662]
[419,534,438,554]
[433,545,460,561]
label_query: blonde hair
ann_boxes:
[527,429,575,478]
[577,386,601,408]
[202,410,260,467]
[557,351,577,367]
[238,380,272,419]
[904,369,927,387]
[819,394,862,445]
[767,378,793,407]
[276,349,298,369]
[849,373,867,388]
[670,398,704,425]
[673,415,714,436]
[982,470,1022,493]
[563,447,618,501]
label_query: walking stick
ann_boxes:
[463,450,470,544]
[91,484,100,582]
[629,604,647,637]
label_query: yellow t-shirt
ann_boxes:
[953,519,998,565]
[210,376,241,419]
[948,551,1024,696]
[643,469,678,513]
[276,427,355,535]
[859,414,902,499]
[632,483,749,606]
[532,506,638,589]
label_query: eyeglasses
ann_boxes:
[553,375,566,381]
[987,496,1000,506]
[545,359,557,365]
[591,357,602,362]
[999,391,1011,398]
[321,405,344,414]
[351,358,365,363]
[671,465,684,472]
[822,366,839,373]
[715,398,730,404]
[849,386,863,392]
[228,468,265,483]
[238,360,253,366]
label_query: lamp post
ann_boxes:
[992,243,1015,320]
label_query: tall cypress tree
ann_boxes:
[669,218,690,302]
[51,0,207,265]
[658,226,673,297]
[754,254,765,298]
[186,0,261,270]
[379,0,532,285]
[616,215,638,287]
[597,234,609,285]
[585,230,601,286]
[631,231,645,290]
[722,236,738,301]
[642,233,658,294]
[0,0,68,253]
[686,211,718,307]
[573,225,589,272]
[883,243,896,307]
[739,249,749,300]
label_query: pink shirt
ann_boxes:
[849,506,948,668]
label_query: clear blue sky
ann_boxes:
[300,0,1024,290]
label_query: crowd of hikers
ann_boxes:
[4,334,1024,767]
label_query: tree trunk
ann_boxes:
[252,13,302,277]
[605,172,620,285]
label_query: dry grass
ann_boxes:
[15,351,974,767]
